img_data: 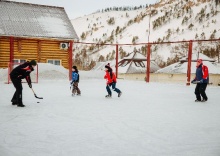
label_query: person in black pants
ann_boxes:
[191,59,209,102]
[10,60,37,107]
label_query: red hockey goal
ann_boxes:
[7,62,38,84]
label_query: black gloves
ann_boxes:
[191,79,203,84]
[29,83,32,88]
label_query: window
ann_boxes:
[47,60,61,66]
[13,59,26,64]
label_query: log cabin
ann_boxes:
[0,0,79,79]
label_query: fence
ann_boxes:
[74,39,220,85]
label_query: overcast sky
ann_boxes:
[9,0,158,19]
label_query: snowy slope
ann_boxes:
[71,0,220,63]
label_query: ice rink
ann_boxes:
[1,78,220,156]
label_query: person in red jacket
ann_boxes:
[191,59,209,102]
[104,63,122,98]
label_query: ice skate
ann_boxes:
[195,99,201,102]
[201,98,208,102]
[105,95,112,98]
[118,92,122,97]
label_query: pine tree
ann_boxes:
[215,0,220,6]
[80,32,86,40]
[188,23,194,30]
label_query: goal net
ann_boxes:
[7,62,38,84]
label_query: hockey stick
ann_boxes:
[31,88,43,99]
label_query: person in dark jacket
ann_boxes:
[191,59,209,102]
[10,60,37,107]
[70,66,81,96]
[104,63,122,98]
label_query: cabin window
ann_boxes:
[47,60,61,66]
[13,59,26,64]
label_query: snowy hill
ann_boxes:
[71,0,220,66]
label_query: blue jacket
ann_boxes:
[71,71,79,83]
[195,64,209,83]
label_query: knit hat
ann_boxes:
[72,66,77,70]
[105,63,111,69]
[105,63,112,72]
[197,59,203,64]
[30,60,37,66]
[72,65,78,73]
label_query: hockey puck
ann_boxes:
[37,102,40,103]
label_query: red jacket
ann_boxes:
[104,71,117,84]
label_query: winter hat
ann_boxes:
[105,63,111,69]
[72,66,77,70]
[197,59,203,64]
[105,63,112,72]
[30,60,37,66]
[72,65,78,73]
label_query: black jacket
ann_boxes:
[10,62,34,84]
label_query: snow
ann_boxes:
[0,28,3,34]
[92,51,160,73]
[156,61,220,74]
[1,63,220,156]
[180,53,215,62]
[156,53,220,74]
[0,1,78,40]
[71,1,220,62]
[37,16,70,38]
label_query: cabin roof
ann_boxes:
[0,0,78,40]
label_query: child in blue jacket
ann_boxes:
[70,66,81,96]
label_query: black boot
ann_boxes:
[118,92,122,97]
[17,102,25,107]
[11,99,18,105]
[17,104,25,107]
[105,94,112,98]
[201,98,208,102]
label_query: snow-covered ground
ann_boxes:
[0,79,220,156]
[0,68,220,155]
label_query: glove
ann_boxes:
[191,79,199,84]
[198,79,204,83]
[192,80,202,84]
[191,79,196,84]
[28,83,32,88]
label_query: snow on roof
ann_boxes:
[117,51,160,73]
[123,61,160,73]
[180,53,215,62]
[123,51,146,60]
[0,1,78,40]
[92,59,160,74]
[156,53,220,74]
[156,61,220,74]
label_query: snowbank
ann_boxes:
[0,63,105,82]
[0,68,8,82]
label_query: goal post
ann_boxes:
[7,62,39,84]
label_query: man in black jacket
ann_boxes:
[10,60,37,107]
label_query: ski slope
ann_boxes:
[0,75,220,156]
